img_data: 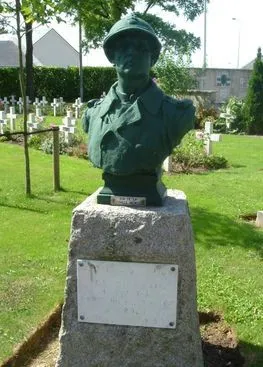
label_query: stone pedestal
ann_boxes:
[56,189,203,367]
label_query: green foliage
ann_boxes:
[41,134,69,155]
[0,66,116,101]
[172,131,228,172]
[218,96,246,134]
[136,12,200,54]
[195,105,219,129]
[28,134,44,150]
[153,52,196,95]
[64,0,205,55]
[243,48,263,135]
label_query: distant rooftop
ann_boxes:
[0,35,42,67]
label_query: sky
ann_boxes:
[33,0,263,69]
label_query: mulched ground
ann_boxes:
[1,308,245,367]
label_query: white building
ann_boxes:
[33,28,79,67]
[0,28,79,68]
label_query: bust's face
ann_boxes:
[113,32,152,78]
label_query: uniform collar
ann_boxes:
[98,80,164,118]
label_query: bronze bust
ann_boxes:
[82,15,195,206]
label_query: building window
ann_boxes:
[240,78,248,88]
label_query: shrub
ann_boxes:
[172,131,228,172]
[0,67,116,102]
[217,96,246,133]
[243,48,263,135]
[41,134,68,155]
[28,134,46,150]
[195,105,219,129]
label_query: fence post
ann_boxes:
[52,127,60,191]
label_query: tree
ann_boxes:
[243,48,263,135]
[153,51,196,95]
[1,0,63,99]
[78,0,205,54]
[61,0,135,100]
[1,0,62,195]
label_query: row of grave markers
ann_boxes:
[0,107,77,144]
[0,96,83,118]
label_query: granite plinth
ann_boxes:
[56,189,203,367]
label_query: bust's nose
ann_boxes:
[125,43,137,56]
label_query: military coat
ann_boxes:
[82,81,195,175]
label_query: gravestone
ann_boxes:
[3,97,9,113]
[0,111,7,134]
[17,97,23,114]
[33,97,41,112]
[51,98,60,117]
[40,96,48,112]
[26,96,31,108]
[36,107,45,123]
[256,211,263,228]
[196,122,222,156]
[27,113,42,132]
[56,189,203,367]
[59,97,65,114]
[163,155,173,172]
[72,98,82,119]
[10,95,16,106]
[7,107,17,131]
[59,110,76,144]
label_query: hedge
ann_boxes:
[0,66,117,102]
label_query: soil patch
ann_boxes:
[1,308,245,367]
[239,213,257,223]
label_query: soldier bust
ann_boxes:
[82,14,195,206]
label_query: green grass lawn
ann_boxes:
[0,134,263,365]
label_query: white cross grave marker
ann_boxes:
[27,113,43,132]
[33,97,41,110]
[36,107,45,123]
[73,98,82,119]
[59,97,65,114]
[40,96,48,112]
[59,110,76,144]
[0,111,8,134]
[3,97,9,113]
[17,97,23,114]
[7,107,17,131]
[10,95,17,106]
[51,98,60,117]
[26,96,31,108]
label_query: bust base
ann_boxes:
[97,172,167,206]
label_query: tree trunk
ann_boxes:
[25,21,34,100]
[15,0,31,196]
[79,16,83,101]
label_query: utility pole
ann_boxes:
[232,17,240,69]
[203,0,207,69]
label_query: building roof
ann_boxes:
[0,35,43,67]
[242,60,255,69]
[33,28,79,67]
[33,28,78,54]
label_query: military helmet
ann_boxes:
[103,14,161,66]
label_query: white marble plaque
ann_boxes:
[77,260,178,329]
[110,195,146,207]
